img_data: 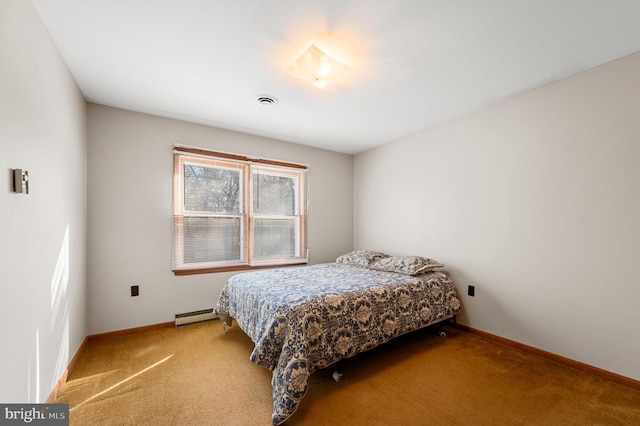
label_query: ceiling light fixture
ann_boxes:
[286,44,351,88]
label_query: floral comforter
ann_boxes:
[215,263,461,424]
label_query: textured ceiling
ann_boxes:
[32,0,640,154]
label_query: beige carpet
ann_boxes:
[55,321,640,425]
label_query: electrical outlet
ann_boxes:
[131,285,139,297]
[468,285,475,297]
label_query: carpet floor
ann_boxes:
[55,321,640,425]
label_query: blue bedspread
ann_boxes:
[215,263,461,424]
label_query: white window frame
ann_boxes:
[250,165,305,265]
[173,147,308,275]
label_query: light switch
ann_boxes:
[11,169,29,194]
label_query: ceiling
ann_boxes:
[32,1,640,155]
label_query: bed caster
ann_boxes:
[332,370,343,382]
[222,321,229,332]
[438,330,447,338]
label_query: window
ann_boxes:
[173,146,308,274]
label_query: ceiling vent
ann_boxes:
[256,95,278,106]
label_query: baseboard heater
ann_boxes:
[175,308,217,327]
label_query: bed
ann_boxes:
[214,251,461,424]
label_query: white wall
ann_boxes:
[354,53,640,380]
[0,0,87,402]
[87,104,353,334]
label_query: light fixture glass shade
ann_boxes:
[286,44,351,88]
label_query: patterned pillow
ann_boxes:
[336,250,389,267]
[369,255,443,275]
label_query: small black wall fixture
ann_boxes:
[11,168,29,194]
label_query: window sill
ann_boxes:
[173,261,308,276]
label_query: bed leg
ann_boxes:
[222,321,229,332]
[332,362,343,382]
[437,322,447,338]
